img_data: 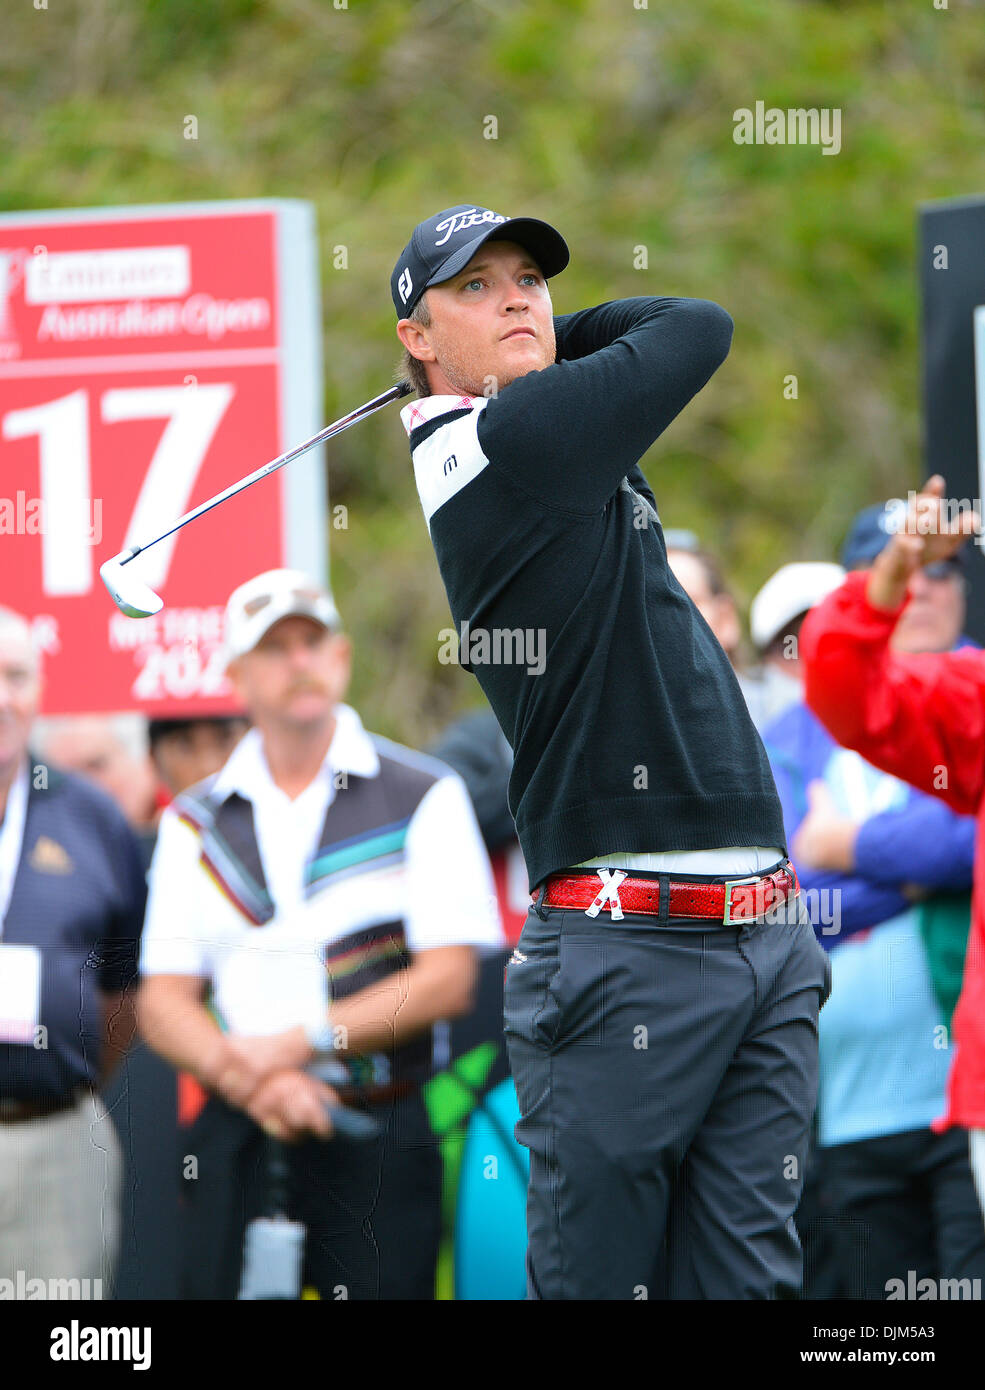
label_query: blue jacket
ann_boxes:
[763,688,976,950]
[0,757,146,1101]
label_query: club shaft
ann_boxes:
[121,381,410,566]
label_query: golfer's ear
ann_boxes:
[396,318,435,361]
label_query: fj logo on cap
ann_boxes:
[397,267,413,304]
[433,208,507,247]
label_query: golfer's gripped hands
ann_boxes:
[867,475,980,611]
[244,1068,340,1143]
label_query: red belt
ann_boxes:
[535,862,799,924]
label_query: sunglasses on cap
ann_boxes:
[922,560,964,582]
[240,586,335,619]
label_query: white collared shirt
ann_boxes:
[140,704,503,1036]
[0,758,29,935]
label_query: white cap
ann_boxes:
[222,568,341,662]
[750,562,846,650]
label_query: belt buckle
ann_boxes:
[723,875,763,925]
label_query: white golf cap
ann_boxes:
[223,568,341,661]
[750,562,846,651]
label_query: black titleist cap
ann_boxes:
[390,203,569,318]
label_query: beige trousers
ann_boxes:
[0,1090,122,1298]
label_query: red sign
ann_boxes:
[0,201,324,715]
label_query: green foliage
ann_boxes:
[3,0,985,741]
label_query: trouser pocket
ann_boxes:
[503,910,563,1051]
[794,891,833,1008]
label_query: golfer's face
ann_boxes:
[417,240,556,395]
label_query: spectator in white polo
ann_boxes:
[137,569,503,1300]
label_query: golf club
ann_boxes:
[100,380,413,618]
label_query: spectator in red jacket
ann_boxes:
[800,475,985,1221]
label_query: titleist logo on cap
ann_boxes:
[433,208,508,247]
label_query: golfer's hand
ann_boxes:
[867,475,979,611]
[206,1027,313,1109]
[245,1068,339,1143]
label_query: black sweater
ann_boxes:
[402,296,786,891]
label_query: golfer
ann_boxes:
[392,204,830,1300]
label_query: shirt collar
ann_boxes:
[8,755,29,796]
[0,756,30,825]
[399,394,480,438]
[211,703,380,804]
[0,757,30,932]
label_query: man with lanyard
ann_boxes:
[138,569,501,1299]
[0,606,145,1296]
[392,203,831,1299]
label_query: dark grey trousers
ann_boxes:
[503,882,832,1300]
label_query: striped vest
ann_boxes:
[175,738,447,1090]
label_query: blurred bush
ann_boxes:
[3,0,985,742]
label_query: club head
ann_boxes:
[99,554,163,619]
